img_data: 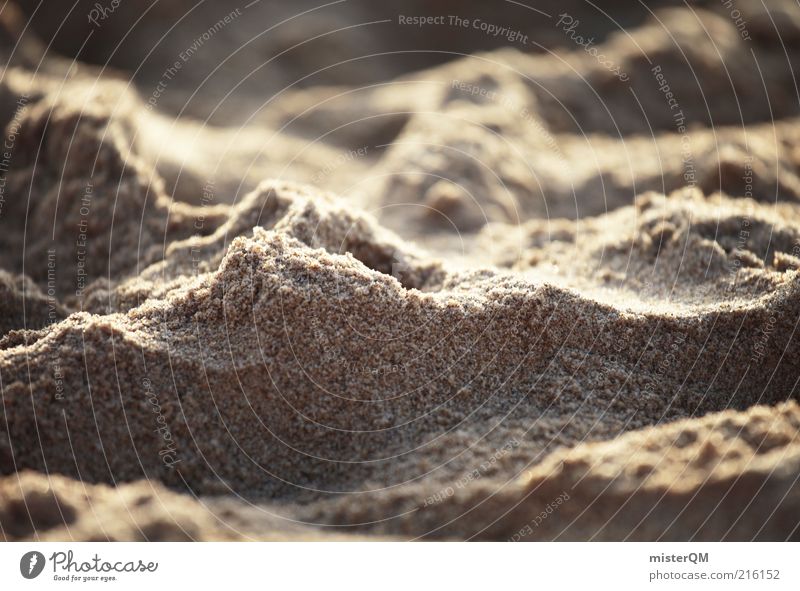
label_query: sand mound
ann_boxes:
[307,401,800,540]
[0,470,237,541]
[3,401,797,541]
[1,0,799,540]
[2,184,798,505]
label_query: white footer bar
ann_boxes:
[1,542,797,589]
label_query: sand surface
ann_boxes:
[0,0,799,540]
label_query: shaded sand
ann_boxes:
[0,0,799,540]
[3,401,798,541]
[0,470,369,541]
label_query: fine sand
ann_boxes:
[1,0,799,540]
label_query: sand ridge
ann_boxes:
[0,0,799,540]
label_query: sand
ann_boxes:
[1,0,799,540]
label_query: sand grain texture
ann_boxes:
[0,0,799,540]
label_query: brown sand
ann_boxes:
[0,0,799,540]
